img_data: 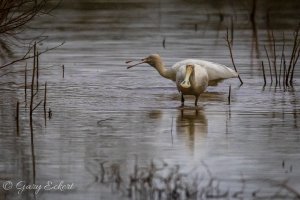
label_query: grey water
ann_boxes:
[0,0,300,199]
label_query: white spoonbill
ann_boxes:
[127,54,238,106]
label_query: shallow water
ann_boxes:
[1,0,300,199]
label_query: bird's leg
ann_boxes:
[181,94,185,107]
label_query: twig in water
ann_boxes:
[273,180,300,198]
[16,101,20,136]
[290,46,300,85]
[162,37,166,49]
[264,45,273,85]
[44,82,47,126]
[261,61,266,87]
[0,41,65,70]
[32,100,43,112]
[250,0,256,23]
[30,43,36,120]
[62,65,65,78]
[289,25,300,86]
[25,63,27,107]
[230,16,234,46]
[100,162,107,183]
[271,31,278,86]
[44,82,47,112]
[225,28,243,85]
[279,32,285,86]
[29,47,36,184]
[170,116,174,145]
[201,161,213,178]
[36,49,39,91]
[48,108,52,119]
[286,24,299,86]
[283,57,287,91]
[97,118,112,126]
[228,85,231,105]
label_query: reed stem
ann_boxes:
[228,85,231,105]
[271,31,278,85]
[225,28,243,85]
[44,82,47,126]
[286,25,299,86]
[279,32,285,86]
[264,45,273,85]
[25,63,27,107]
[62,65,65,78]
[36,49,39,91]
[261,61,266,87]
[16,101,19,136]
[30,45,36,184]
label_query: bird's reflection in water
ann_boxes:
[176,107,208,154]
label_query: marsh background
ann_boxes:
[0,0,300,199]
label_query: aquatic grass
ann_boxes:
[262,24,300,89]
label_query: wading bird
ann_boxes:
[126,54,238,106]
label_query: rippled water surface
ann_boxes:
[1,0,300,199]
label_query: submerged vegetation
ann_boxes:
[88,159,300,200]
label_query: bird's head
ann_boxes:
[126,54,162,69]
[186,64,195,73]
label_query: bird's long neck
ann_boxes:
[153,62,176,81]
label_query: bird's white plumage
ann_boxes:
[176,64,208,96]
[171,59,238,84]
